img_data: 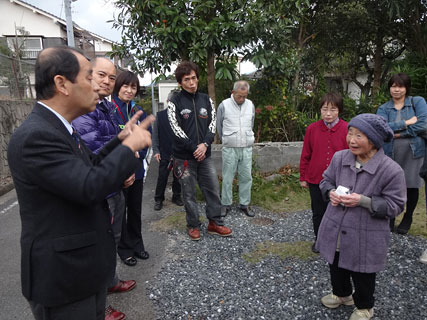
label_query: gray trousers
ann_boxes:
[106,191,125,288]
[174,157,223,228]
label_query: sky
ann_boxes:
[22,0,122,42]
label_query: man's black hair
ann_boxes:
[35,46,84,100]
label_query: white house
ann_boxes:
[0,0,115,59]
[157,80,179,111]
[0,0,119,99]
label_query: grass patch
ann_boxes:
[250,170,311,212]
[151,210,207,233]
[218,164,311,213]
[151,210,187,232]
[242,240,317,264]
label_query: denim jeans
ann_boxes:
[174,157,223,228]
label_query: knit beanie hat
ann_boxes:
[348,113,394,149]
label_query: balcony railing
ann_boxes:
[21,49,42,59]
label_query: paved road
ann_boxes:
[0,160,166,320]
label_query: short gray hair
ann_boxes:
[167,89,179,101]
[233,80,250,92]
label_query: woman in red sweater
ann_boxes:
[299,92,348,252]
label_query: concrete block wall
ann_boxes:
[211,142,303,175]
[0,100,34,183]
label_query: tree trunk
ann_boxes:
[207,52,216,107]
[371,37,384,100]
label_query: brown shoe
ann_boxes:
[207,221,232,237]
[105,305,126,320]
[188,228,201,240]
[107,279,136,294]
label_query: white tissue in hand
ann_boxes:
[335,185,350,196]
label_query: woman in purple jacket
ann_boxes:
[317,114,406,320]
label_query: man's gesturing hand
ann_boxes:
[122,114,155,152]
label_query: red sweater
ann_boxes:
[299,119,348,184]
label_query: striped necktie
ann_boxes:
[71,128,81,151]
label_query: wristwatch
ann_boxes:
[203,142,209,148]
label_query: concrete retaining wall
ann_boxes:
[0,100,34,193]
[211,142,303,174]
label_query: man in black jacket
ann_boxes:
[152,90,183,210]
[167,61,232,240]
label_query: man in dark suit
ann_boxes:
[7,46,153,320]
[152,91,183,210]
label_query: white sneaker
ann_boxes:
[420,249,427,264]
[349,307,374,320]
[321,293,354,308]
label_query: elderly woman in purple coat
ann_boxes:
[317,114,406,320]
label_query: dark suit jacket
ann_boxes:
[7,103,141,307]
[156,109,175,159]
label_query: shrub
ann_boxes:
[254,102,317,142]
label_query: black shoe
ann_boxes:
[135,250,149,260]
[396,214,412,235]
[172,197,184,206]
[154,201,163,211]
[311,242,319,253]
[221,206,231,217]
[396,227,409,235]
[122,256,137,266]
[240,206,254,217]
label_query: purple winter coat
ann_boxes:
[72,99,120,154]
[317,148,406,273]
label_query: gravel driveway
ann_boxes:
[147,206,427,320]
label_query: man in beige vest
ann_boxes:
[217,80,255,217]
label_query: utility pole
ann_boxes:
[64,0,75,47]
[151,73,156,115]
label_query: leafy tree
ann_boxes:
[111,0,251,105]
[240,0,309,76]
[391,53,427,98]
[305,0,426,101]
[310,1,406,100]
[388,0,427,57]
[110,0,308,105]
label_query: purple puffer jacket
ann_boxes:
[317,148,406,273]
[72,99,120,154]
